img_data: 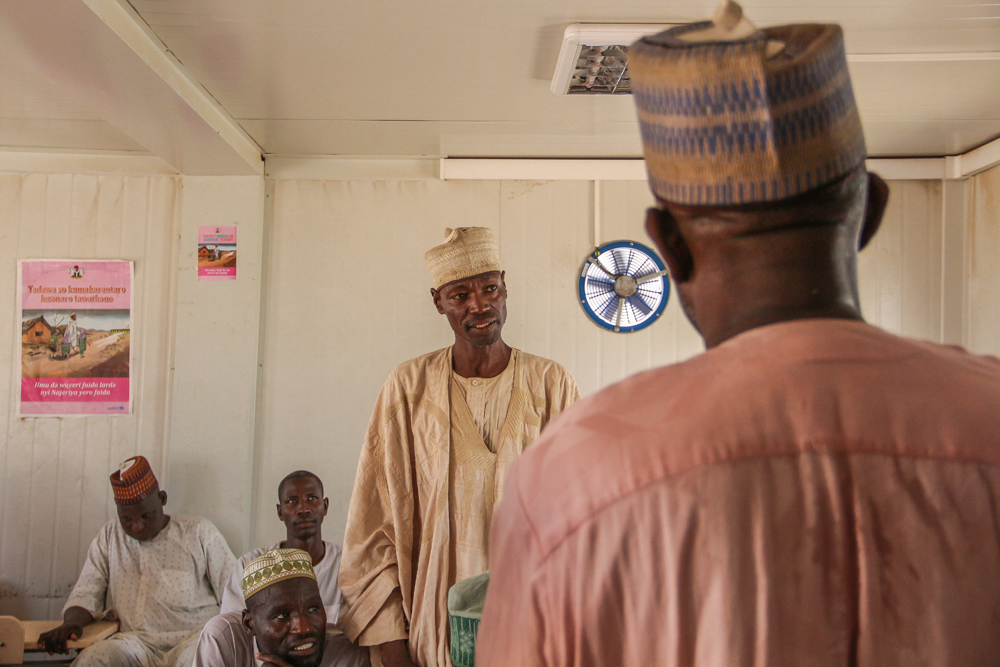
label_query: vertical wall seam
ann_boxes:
[136,176,154,462]
[22,175,50,596]
[159,176,183,490]
[249,177,273,552]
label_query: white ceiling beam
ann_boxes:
[953,135,1000,178]
[440,158,945,182]
[848,52,1000,63]
[0,0,262,175]
[442,159,648,181]
[0,150,178,176]
[264,156,440,181]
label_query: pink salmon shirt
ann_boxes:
[478,319,1000,667]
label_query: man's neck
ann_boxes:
[692,251,863,348]
[452,339,512,378]
[282,534,326,566]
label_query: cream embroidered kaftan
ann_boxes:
[338,347,579,667]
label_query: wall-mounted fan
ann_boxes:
[578,240,670,333]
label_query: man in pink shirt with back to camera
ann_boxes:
[477,2,1000,667]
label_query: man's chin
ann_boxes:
[466,328,503,348]
[276,643,324,667]
[279,652,323,667]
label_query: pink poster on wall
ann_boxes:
[198,226,237,280]
[17,260,133,417]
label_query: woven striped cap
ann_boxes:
[242,548,317,601]
[629,21,866,206]
[110,456,158,506]
[425,227,502,290]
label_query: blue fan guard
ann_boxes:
[578,240,670,333]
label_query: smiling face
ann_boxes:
[277,475,328,541]
[116,487,168,542]
[243,577,327,667]
[431,271,508,348]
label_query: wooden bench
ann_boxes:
[0,617,118,665]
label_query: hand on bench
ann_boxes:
[37,607,94,655]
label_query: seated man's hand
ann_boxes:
[379,640,417,667]
[37,624,83,654]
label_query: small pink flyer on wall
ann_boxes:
[17,260,133,417]
[198,226,237,280]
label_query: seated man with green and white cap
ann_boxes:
[193,549,368,667]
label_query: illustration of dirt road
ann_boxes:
[22,331,130,379]
[198,251,236,268]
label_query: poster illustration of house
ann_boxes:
[198,226,237,280]
[17,260,133,416]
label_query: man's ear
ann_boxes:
[859,171,889,251]
[276,503,282,521]
[159,490,168,507]
[430,288,445,314]
[645,206,694,283]
[241,609,254,634]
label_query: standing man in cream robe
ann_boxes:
[338,227,580,667]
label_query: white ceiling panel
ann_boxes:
[0,12,148,153]
[2,0,999,160]
[240,118,1000,159]
[127,0,1000,159]
[0,118,148,152]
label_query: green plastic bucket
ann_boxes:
[448,571,490,667]
[449,614,480,667]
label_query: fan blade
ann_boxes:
[587,257,616,280]
[586,276,615,287]
[614,297,625,332]
[599,293,618,320]
[622,250,637,276]
[636,269,669,284]
[610,249,624,274]
[628,294,652,316]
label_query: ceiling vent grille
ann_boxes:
[551,24,678,96]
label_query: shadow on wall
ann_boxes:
[167,461,243,553]
[0,580,70,619]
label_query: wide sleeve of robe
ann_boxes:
[338,366,420,646]
[63,522,114,619]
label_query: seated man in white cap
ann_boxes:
[193,549,368,667]
[219,471,345,624]
[477,2,1000,667]
[38,456,237,667]
[337,227,581,667]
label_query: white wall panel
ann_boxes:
[0,172,962,619]
[168,175,264,554]
[857,180,944,341]
[967,166,1000,356]
[0,173,180,618]
[253,180,501,548]
[253,177,946,552]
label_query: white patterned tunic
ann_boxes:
[64,515,236,667]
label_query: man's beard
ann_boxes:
[278,640,325,667]
[465,305,506,347]
[468,323,503,347]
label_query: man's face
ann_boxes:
[276,477,328,541]
[432,271,507,348]
[243,578,327,667]
[116,489,167,542]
